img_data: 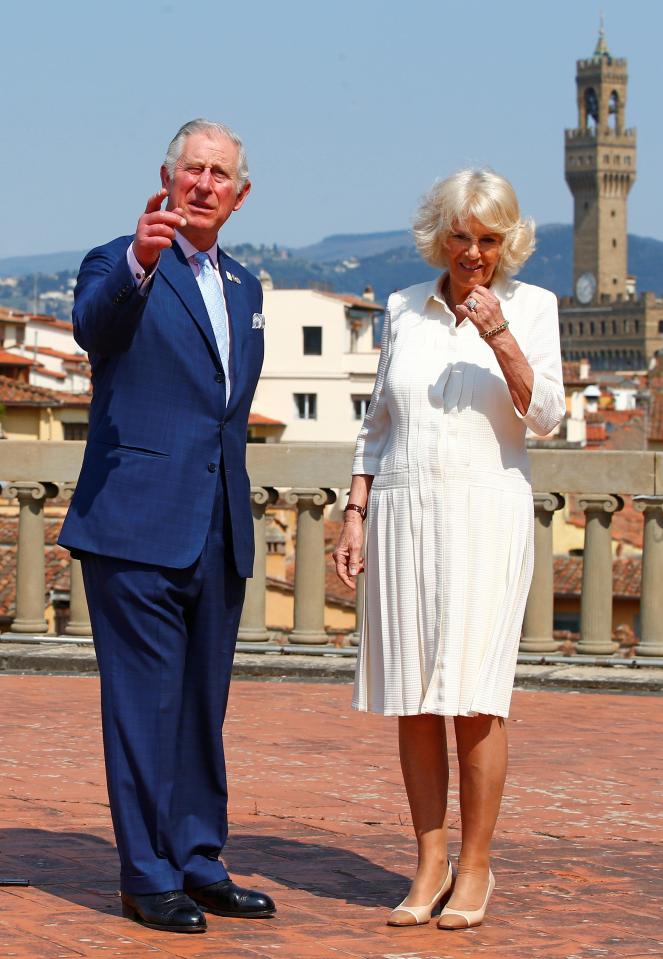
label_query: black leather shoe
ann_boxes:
[121,890,207,933]
[186,879,276,918]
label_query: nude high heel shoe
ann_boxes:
[387,860,453,926]
[437,869,495,930]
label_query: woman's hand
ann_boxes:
[332,515,365,590]
[455,285,505,337]
[456,284,534,415]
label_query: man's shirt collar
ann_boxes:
[175,231,219,268]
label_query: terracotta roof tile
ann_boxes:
[249,412,285,426]
[34,365,67,381]
[56,390,92,406]
[28,346,88,363]
[0,374,62,406]
[0,350,34,367]
[554,554,641,598]
[0,307,29,324]
[319,292,384,311]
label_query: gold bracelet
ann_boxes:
[480,319,509,339]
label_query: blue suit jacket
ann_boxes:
[58,235,264,577]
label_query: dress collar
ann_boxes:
[424,272,510,310]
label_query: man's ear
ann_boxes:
[233,180,251,212]
[160,164,171,193]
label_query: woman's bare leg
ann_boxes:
[439,713,507,927]
[391,714,450,913]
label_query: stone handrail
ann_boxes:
[1,443,663,658]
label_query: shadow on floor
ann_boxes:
[0,828,408,914]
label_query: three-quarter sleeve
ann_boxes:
[517,289,566,436]
[352,304,393,475]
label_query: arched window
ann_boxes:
[585,87,599,127]
[609,90,620,131]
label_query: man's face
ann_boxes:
[160,131,250,248]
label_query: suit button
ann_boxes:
[215,372,224,383]
[208,463,217,473]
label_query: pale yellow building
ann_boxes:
[0,375,89,441]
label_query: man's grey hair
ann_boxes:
[163,119,249,190]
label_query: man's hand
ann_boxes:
[133,189,187,271]
[332,515,365,590]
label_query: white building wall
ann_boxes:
[23,320,78,356]
[253,289,380,442]
[17,320,88,393]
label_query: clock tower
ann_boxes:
[564,24,636,303]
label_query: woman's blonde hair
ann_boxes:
[412,169,535,282]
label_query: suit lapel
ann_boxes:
[158,243,222,366]
[219,248,248,412]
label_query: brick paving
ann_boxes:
[0,676,661,959]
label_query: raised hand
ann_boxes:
[455,285,506,338]
[133,189,187,271]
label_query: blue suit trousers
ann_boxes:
[80,478,245,894]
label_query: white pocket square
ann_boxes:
[252,313,265,330]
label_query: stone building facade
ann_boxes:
[560,29,663,370]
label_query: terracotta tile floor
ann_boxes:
[0,675,661,959]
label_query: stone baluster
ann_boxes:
[6,482,57,634]
[55,482,92,638]
[284,488,336,645]
[577,494,624,656]
[633,495,663,657]
[521,493,565,653]
[65,558,92,637]
[349,572,365,647]
[239,487,278,643]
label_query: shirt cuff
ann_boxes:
[127,243,158,296]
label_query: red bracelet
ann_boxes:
[344,503,367,520]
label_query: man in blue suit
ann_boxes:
[59,119,275,934]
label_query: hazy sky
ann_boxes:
[3,0,662,258]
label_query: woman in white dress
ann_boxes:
[333,170,564,931]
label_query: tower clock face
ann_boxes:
[576,272,597,305]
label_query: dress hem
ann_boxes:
[351,701,508,719]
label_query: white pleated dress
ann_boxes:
[352,277,565,718]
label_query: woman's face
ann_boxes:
[444,215,503,291]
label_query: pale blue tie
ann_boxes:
[193,252,230,391]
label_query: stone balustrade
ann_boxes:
[1,443,663,661]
